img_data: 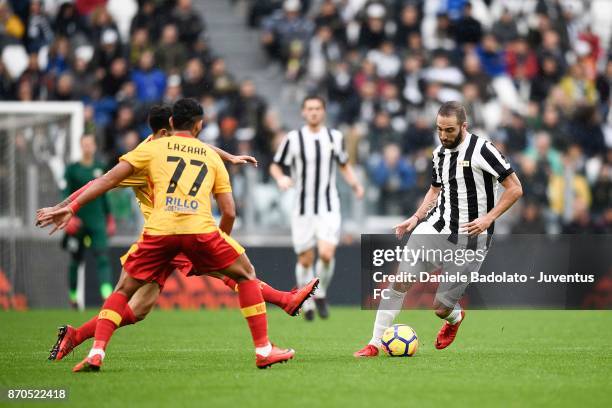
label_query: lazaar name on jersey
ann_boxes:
[167,142,206,156]
[165,196,199,212]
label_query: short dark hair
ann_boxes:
[437,101,467,124]
[172,98,204,130]
[148,104,172,133]
[301,95,326,109]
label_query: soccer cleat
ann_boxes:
[72,354,103,372]
[283,278,319,316]
[256,345,295,369]
[353,344,379,357]
[435,310,465,350]
[314,298,329,319]
[48,325,77,361]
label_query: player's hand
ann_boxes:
[106,215,116,237]
[230,155,258,167]
[393,216,419,239]
[276,175,293,191]
[461,215,493,236]
[38,207,75,235]
[352,183,364,199]
[35,206,57,227]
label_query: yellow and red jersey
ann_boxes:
[120,134,232,235]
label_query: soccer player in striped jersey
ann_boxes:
[354,101,523,357]
[40,103,317,365]
[270,96,364,320]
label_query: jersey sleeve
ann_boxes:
[212,154,232,194]
[118,170,148,187]
[119,142,155,171]
[474,141,515,182]
[333,130,349,165]
[431,150,442,187]
[272,133,293,166]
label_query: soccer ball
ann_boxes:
[380,324,418,357]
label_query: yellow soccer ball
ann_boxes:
[381,324,418,357]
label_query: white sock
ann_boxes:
[87,348,105,360]
[255,342,272,357]
[445,304,463,325]
[315,258,335,298]
[368,287,406,347]
[295,263,314,288]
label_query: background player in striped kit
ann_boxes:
[355,101,523,357]
[270,96,364,320]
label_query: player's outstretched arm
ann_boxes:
[394,185,441,239]
[215,192,236,235]
[462,173,523,236]
[38,161,135,234]
[338,163,364,199]
[207,144,258,166]
[270,163,293,191]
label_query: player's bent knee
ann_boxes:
[434,306,452,319]
[392,281,411,293]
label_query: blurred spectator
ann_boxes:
[25,0,53,53]
[569,104,606,157]
[170,0,204,48]
[53,2,88,41]
[491,7,519,45]
[131,50,166,103]
[511,201,547,234]
[524,131,563,176]
[101,57,128,98]
[549,149,592,224]
[0,1,24,41]
[452,2,482,47]
[368,143,417,214]
[393,4,420,48]
[231,79,267,130]
[505,37,538,81]
[368,111,400,152]
[495,111,530,154]
[155,23,188,74]
[261,0,312,62]
[476,33,506,78]
[367,41,401,79]
[52,72,74,101]
[128,27,152,67]
[355,3,389,50]
[208,58,236,100]
[182,57,210,99]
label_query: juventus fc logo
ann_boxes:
[459,160,471,167]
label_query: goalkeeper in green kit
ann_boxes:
[62,134,115,305]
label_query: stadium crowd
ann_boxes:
[251,0,612,233]
[0,0,610,234]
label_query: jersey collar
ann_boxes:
[173,131,194,138]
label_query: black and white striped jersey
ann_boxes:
[273,126,349,216]
[426,133,514,244]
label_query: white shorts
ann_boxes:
[398,221,487,308]
[291,212,341,254]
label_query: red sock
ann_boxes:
[222,276,238,291]
[92,292,128,351]
[223,276,290,308]
[238,279,269,348]
[259,280,290,308]
[74,304,138,346]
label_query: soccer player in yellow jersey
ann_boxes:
[42,105,316,362]
[40,99,308,370]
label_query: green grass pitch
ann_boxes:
[1,308,611,408]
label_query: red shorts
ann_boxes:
[122,231,245,287]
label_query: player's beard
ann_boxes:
[441,130,464,149]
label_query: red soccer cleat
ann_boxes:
[72,354,103,372]
[435,310,465,350]
[48,325,77,361]
[283,278,319,316]
[353,344,379,357]
[256,345,295,369]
